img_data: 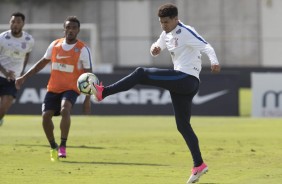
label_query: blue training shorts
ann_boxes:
[0,76,17,98]
[42,90,79,116]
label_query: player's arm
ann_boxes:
[0,64,7,76]
[15,57,50,89]
[203,44,220,73]
[185,31,221,73]
[16,40,54,89]
[150,44,161,56]
[82,68,92,115]
[81,47,93,115]
[21,36,35,76]
[0,63,15,81]
[150,32,166,57]
[21,52,30,76]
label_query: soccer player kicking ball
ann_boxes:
[93,3,220,183]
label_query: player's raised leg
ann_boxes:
[93,67,193,101]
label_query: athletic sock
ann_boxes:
[49,139,57,149]
[60,138,67,147]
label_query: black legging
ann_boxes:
[103,67,203,167]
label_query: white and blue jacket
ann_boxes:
[151,21,219,79]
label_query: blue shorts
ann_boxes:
[0,76,17,98]
[42,90,79,116]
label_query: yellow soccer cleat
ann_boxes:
[50,148,59,162]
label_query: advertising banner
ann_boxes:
[9,73,239,116]
[252,73,282,117]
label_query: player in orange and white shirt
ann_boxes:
[16,16,93,162]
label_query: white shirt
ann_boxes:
[43,39,92,70]
[151,21,219,79]
[0,30,34,78]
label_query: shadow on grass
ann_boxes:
[62,160,168,167]
[15,144,104,149]
[15,144,169,167]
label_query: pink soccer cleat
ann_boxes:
[93,82,104,101]
[58,146,67,158]
[187,162,208,183]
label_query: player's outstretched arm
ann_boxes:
[15,58,50,89]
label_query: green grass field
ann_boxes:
[1,89,282,183]
[239,88,252,117]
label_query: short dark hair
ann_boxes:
[158,3,178,18]
[11,12,25,22]
[64,16,80,28]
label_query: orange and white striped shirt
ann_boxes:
[43,38,92,93]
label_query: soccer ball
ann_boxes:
[77,73,99,95]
